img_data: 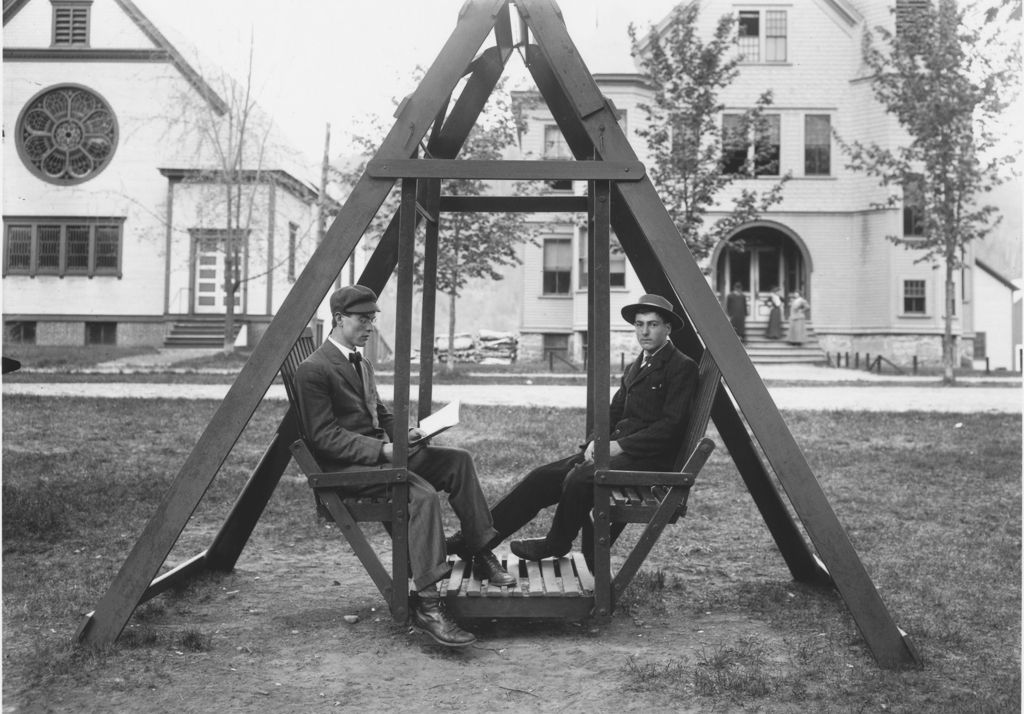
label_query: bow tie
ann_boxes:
[349,352,362,366]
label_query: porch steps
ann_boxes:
[743,320,828,365]
[164,316,240,348]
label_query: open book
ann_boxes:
[412,399,460,444]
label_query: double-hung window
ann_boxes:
[543,125,572,191]
[903,174,926,237]
[3,217,123,277]
[754,115,781,176]
[542,237,572,294]
[804,115,831,176]
[578,231,626,289]
[902,279,927,315]
[722,114,748,175]
[723,113,781,176]
[738,9,787,63]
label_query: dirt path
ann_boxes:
[6,536,789,713]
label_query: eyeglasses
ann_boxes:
[343,313,377,327]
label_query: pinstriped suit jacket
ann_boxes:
[293,341,395,468]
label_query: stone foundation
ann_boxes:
[116,322,168,346]
[29,319,166,347]
[35,321,85,346]
[817,334,974,369]
[520,329,640,369]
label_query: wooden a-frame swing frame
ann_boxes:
[77,0,920,670]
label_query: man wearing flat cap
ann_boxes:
[294,285,515,648]
[447,293,697,565]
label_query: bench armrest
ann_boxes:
[290,438,406,489]
[596,470,696,488]
[307,469,407,489]
[595,438,715,489]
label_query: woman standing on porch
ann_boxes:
[765,286,784,339]
[788,290,809,345]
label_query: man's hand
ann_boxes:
[381,435,427,464]
[409,427,427,443]
[583,440,622,463]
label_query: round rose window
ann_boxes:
[16,84,118,185]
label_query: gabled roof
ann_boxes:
[819,0,862,28]
[4,0,321,186]
[113,0,228,115]
[976,258,1021,291]
[3,0,228,115]
[632,0,863,60]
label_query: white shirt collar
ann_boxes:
[642,342,668,363]
[327,336,359,361]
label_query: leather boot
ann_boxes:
[474,549,517,587]
[412,594,476,648]
[510,537,570,561]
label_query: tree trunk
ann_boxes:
[446,288,457,375]
[942,259,956,384]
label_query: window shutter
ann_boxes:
[54,7,72,44]
[54,5,89,45]
[71,8,88,44]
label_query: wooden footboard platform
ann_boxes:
[441,552,596,619]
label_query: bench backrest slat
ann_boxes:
[280,332,317,440]
[675,350,721,471]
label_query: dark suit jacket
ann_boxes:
[590,342,698,464]
[294,341,395,468]
[725,292,747,320]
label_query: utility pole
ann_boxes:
[318,122,330,245]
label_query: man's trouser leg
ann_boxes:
[488,454,582,547]
[409,446,500,554]
[549,453,664,554]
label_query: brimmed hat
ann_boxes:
[330,285,380,315]
[621,293,683,330]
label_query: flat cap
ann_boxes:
[621,293,684,330]
[330,285,380,315]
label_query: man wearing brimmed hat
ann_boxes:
[448,293,697,566]
[294,285,515,648]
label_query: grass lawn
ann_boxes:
[2,344,158,369]
[2,396,1020,711]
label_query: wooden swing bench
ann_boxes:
[280,333,719,623]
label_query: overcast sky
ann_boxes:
[136,0,1019,181]
[138,0,680,160]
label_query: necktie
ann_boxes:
[349,352,364,385]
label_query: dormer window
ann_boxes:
[52,1,91,47]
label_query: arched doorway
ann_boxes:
[713,222,811,320]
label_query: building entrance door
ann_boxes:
[715,226,807,320]
[193,238,239,314]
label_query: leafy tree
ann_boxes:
[628,4,790,262]
[340,77,533,372]
[838,0,1019,383]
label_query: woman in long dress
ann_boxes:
[765,286,783,339]
[788,290,809,345]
